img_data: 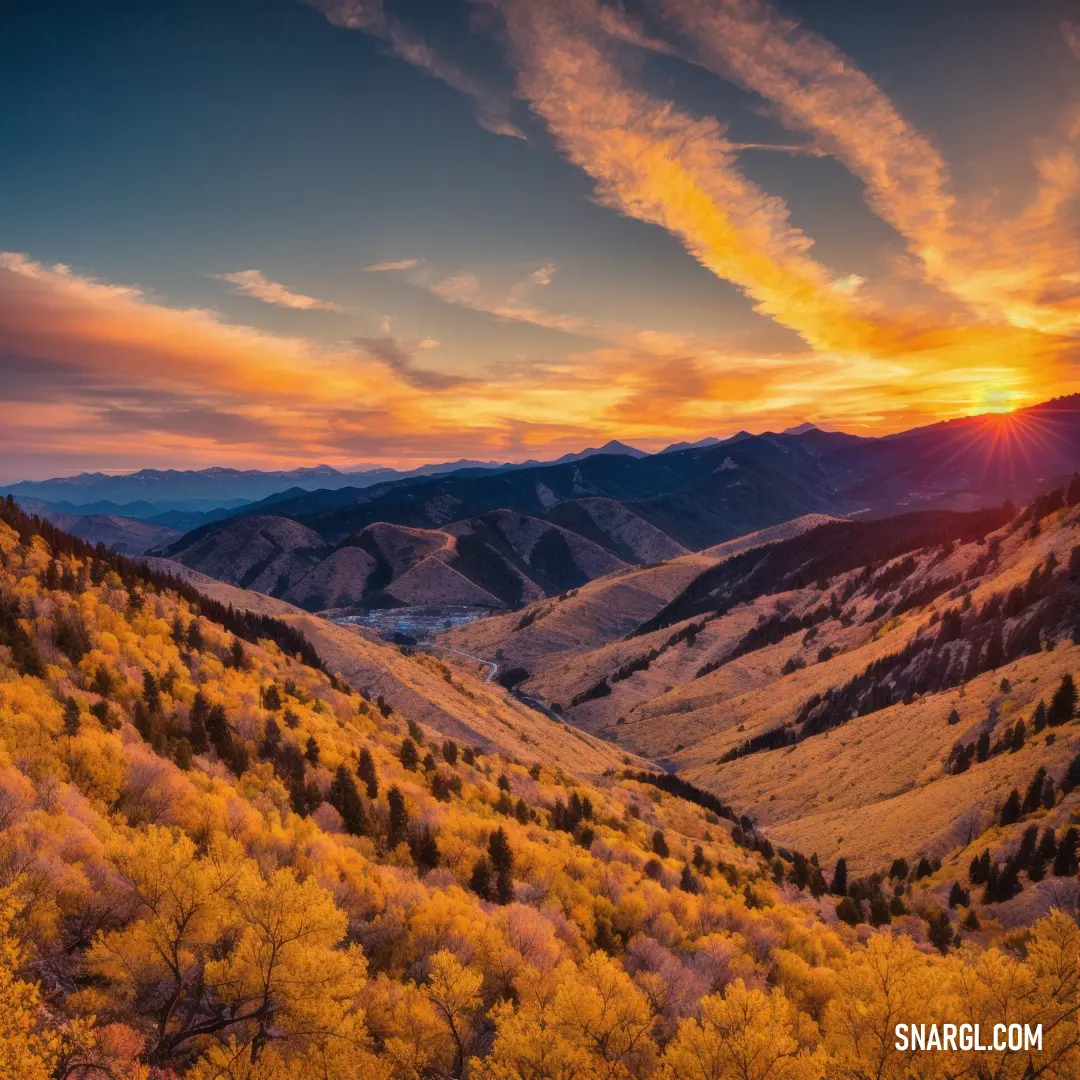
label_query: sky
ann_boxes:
[1,0,1079,481]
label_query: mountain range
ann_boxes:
[147,396,1080,613]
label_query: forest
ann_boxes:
[0,496,1078,1079]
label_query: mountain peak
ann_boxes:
[781,421,818,435]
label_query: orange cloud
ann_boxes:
[656,0,1080,336]
[211,269,342,311]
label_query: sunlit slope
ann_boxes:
[146,557,643,774]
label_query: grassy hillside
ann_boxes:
[444,490,1080,908]
[164,512,629,615]
[3,497,1079,1079]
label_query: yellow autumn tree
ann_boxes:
[661,979,825,1080]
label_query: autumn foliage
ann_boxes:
[0,497,1077,1079]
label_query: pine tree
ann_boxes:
[387,785,408,850]
[469,856,492,900]
[305,735,320,766]
[1063,751,1080,794]
[1009,720,1026,753]
[888,858,909,880]
[1068,473,1080,507]
[1048,673,1076,727]
[63,697,80,736]
[976,730,990,762]
[1053,827,1079,876]
[399,737,419,771]
[328,765,367,837]
[1037,828,1058,865]
[357,747,379,799]
[830,857,848,897]
[651,830,669,858]
[229,638,246,670]
[441,739,458,765]
[1022,768,1047,814]
[999,788,1021,826]
[948,882,969,908]
[488,827,514,904]
[1032,700,1047,733]
[142,670,161,713]
[186,692,208,753]
[1015,824,1039,869]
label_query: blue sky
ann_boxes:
[1,0,1078,479]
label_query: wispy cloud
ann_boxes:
[655,0,1080,335]
[1064,21,1080,61]
[211,269,342,311]
[492,0,871,355]
[365,257,424,272]
[303,0,525,139]
[529,263,558,285]
[355,335,474,390]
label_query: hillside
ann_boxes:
[442,485,1080,903]
[3,497,1080,1080]
[28,506,182,555]
[163,511,629,614]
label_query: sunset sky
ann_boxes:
[2,0,1079,480]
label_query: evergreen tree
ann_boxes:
[976,730,990,762]
[835,897,862,926]
[63,697,80,736]
[888,858,908,880]
[999,788,1021,826]
[830,857,848,897]
[1037,828,1058,866]
[328,765,367,837]
[441,739,458,765]
[651,830,669,858]
[1015,824,1039,869]
[229,638,246,670]
[387,786,408,850]
[1009,720,1026,753]
[927,909,953,953]
[998,861,1021,901]
[488,827,514,904]
[399,737,419,771]
[413,826,440,872]
[948,882,969,909]
[357,747,379,799]
[188,691,209,754]
[1042,779,1056,809]
[1032,700,1047,733]
[1068,473,1080,507]
[1053,827,1079,876]
[469,856,492,900]
[947,708,960,726]
[305,735,320,765]
[1022,768,1048,815]
[1048,673,1076,727]
[261,716,281,760]
[679,865,699,894]
[142,670,161,713]
[1063,751,1080,795]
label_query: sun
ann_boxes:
[975,386,1022,414]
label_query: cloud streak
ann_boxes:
[365,258,424,272]
[211,269,342,311]
[655,0,1080,335]
[303,0,524,138]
